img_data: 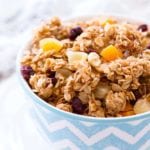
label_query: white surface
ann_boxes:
[0,0,150,149]
[0,75,51,150]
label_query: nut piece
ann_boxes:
[88,52,101,67]
[94,83,111,99]
[88,52,101,71]
[134,97,150,114]
[66,50,88,66]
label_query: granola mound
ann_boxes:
[21,17,150,117]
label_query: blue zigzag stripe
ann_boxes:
[37,115,149,138]
[113,120,150,136]
[68,119,149,137]
[31,106,150,149]
[45,126,149,150]
[91,134,150,150]
[37,106,149,136]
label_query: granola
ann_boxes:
[20,17,150,117]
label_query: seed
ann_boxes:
[137,24,148,32]
[69,27,83,40]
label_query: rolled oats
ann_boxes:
[21,17,150,117]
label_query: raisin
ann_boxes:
[69,27,83,40]
[47,70,56,78]
[146,44,150,49]
[137,24,148,32]
[86,49,97,54]
[21,66,34,81]
[133,89,142,100]
[72,97,84,114]
[51,78,57,86]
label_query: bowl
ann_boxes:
[17,14,150,150]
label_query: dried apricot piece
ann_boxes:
[100,45,123,61]
[40,38,63,52]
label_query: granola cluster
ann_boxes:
[21,17,150,117]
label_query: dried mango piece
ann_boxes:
[101,19,116,27]
[120,111,135,117]
[40,38,63,52]
[100,45,123,61]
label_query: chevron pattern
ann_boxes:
[31,104,150,150]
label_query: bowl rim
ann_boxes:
[17,13,150,123]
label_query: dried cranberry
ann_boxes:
[47,70,56,78]
[51,78,57,86]
[133,89,142,100]
[87,49,97,54]
[46,70,57,86]
[146,44,150,49]
[137,24,148,32]
[72,97,84,114]
[69,27,83,40]
[21,66,34,81]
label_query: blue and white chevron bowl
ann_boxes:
[17,14,150,150]
[21,86,150,150]
[28,98,150,150]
